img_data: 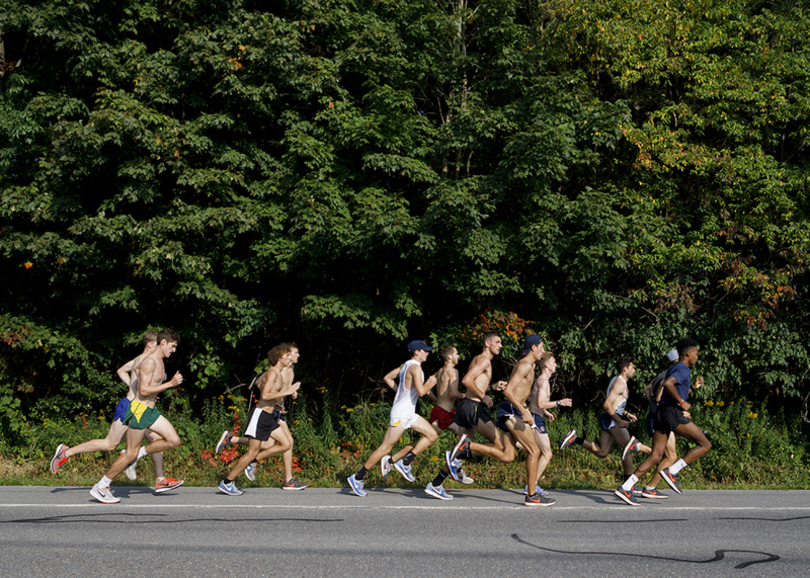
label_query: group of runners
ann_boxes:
[50,328,712,507]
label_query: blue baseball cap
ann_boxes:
[407,340,433,353]
[521,334,544,357]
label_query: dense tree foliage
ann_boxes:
[2,0,809,434]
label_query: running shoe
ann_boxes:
[347,474,367,497]
[245,461,256,481]
[445,451,463,482]
[524,485,550,497]
[614,485,641,506]
[215,431,233,454]
[425,482,453,500]
[641,487,668,499]
[621,436,641,461]
[155,478,184,493]
[524,491,555,507]
[90,483,120,504]
[660,468,683,494]
[50,444,68,474]
[449,434,471,463]
[559,430,578,450]
[458,463,474,485]
[380,455,393,480]
[282,477,307,491]
[631,484,642,497]
[394,459,415,482]
[218,479,244,496]
[124,454,139,481]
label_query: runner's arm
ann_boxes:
[116,357,138,385]
[383,365,402,392]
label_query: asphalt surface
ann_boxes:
[1,486,808,577]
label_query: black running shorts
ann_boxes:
[654,405,691,435]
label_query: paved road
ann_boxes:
[1,486,808,577]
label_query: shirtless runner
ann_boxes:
[522,352,571,496]
[451,334,555,506]
[218,343,302,496]
[89,328,185,504]
[214,343,306,490]
[442,331,511,474]
[51,332,170,486]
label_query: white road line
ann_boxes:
[2,503,810,512]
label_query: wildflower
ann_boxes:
[431,456,439,462]
[24,262,33,269]
[749,412,757,419]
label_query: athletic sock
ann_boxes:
[669,459,687,475]
[402,452,416,466]
[99,476,112,490]
[574,436,585,446]
[644,486,656,492]
[137,446,148,460]
[432,470,449,487]
[621,474,638,491]
[356,466,368,481]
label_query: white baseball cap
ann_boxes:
[666,349,679,362]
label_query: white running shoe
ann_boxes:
[380,455,393,480]
[425,482,453,500]
[90,483,120,504]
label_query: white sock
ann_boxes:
[622,474,638,491]
[137,446,148,460]
[669,459,687,475]
[99,476,112,490]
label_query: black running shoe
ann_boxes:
[614,485,641,506]
[660,468,683,494]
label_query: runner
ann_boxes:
[51,331,169,485]
[559,356,652,488]
[89,328,185,504]
[417,344,472,500]
[214,343,307,490]
[449,334,556,506]
[440,332,513,485]
[347,340,438,497]
[523,352,571,497]
[623,349,681,499]
[615,338,711,506]
[218,343,301,496]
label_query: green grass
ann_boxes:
[2,395,809,490]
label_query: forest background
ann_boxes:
[1,0,809,489]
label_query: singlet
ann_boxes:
[391,359,422,416]
[606,376,627,416]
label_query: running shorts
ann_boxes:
[453,398,491,429]
[429,405,456,431]
[532,412,548,435]
[654,405,691,435]
[245,407,280,441]
[113,397,131,423]
[123,399,161,430]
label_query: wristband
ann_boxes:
[678,400,685,407]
